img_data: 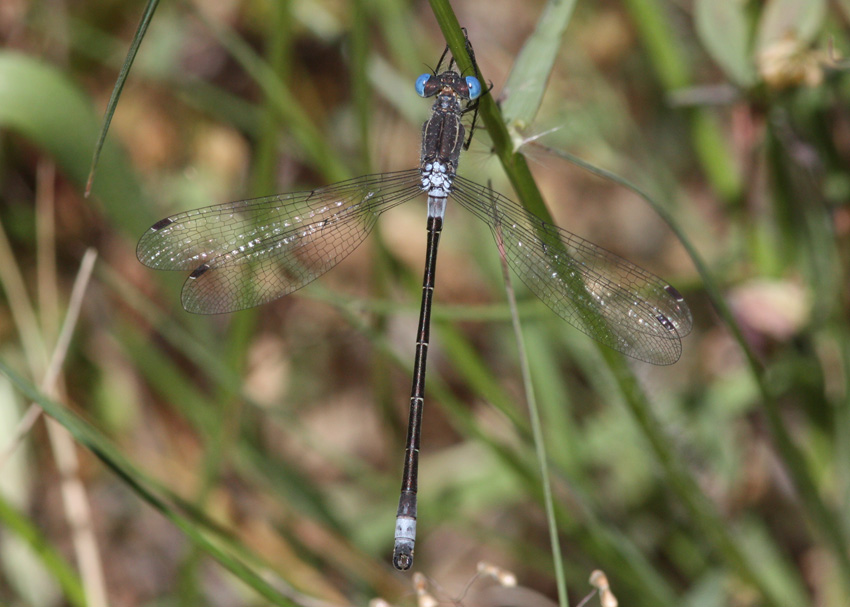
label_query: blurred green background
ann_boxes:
[1,0,849,605]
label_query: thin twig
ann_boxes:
[42,249,109,607]
[0,249,99,466]
[0,220,48,374]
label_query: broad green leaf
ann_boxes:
[501,0,577,134]
[695,0,756,87]
[0,52,148,236]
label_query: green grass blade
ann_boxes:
[351,0,372,174]
[250,0,293,196]
[426,5,828,598]
[600,348,798,607]
[0,492,86,607]
[534,143,842,601]
[193,8,350,183]
[0,360,301,606]
[85,0,160,196]
[494,204,569,607]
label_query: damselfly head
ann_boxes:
[415,71,481,100]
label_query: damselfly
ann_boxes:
[137,35,692,571]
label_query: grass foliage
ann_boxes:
[0,0,849,605]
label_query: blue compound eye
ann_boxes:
[465,76,482,100]
[415,73,432,97]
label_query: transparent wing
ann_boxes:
[452,175,692,365]
[137,170,423,314]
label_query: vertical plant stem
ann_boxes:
[36,161,59,342]
[493,208,569,607]
[351,0,372,173]
[251,0,291,195]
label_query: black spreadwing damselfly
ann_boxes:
[137,35,692,571]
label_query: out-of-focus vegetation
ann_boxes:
[0,0,848,605]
